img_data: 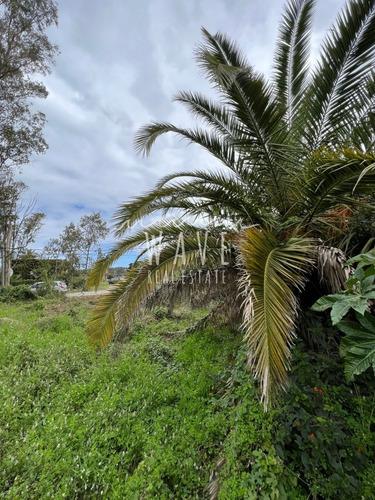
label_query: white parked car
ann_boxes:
[30,281,68,293]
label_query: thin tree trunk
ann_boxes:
[0,243,5,288]
[3,225,12,286]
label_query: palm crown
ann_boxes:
[88,0,375,407]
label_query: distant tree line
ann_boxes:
[43,212,109,284]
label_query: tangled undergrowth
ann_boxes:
[0,298,374,498]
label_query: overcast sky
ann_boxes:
[20,0,346,265]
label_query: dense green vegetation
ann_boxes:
[312,251,375,381]
[79,5,375,495]
[1,3,375,497]
[1,296,374,498]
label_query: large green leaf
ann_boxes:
[338,312,375,381]
[312,248,375,324]
[311,295,339,312]
[331,296,368,325]
[347,251,375,268]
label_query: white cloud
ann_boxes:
[17,0,346,261]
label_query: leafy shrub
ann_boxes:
[70,274,87,290]
[0,285,36,302]
[210,337,375,499]
[273,342,375,498]
[312,250,375,380]
[215,345,303,499]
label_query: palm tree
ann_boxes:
[88,0,375,407]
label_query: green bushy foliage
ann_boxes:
[215,341,375,499]
[0,301,238,498]
[273,343,375,498]
[70,274,87,290]
[0,285,36,302]
[216,346,302,499]
[312,250,375,381]
[0,300,374,498]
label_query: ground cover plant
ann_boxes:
[1,296,375,498]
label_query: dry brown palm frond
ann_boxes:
[144,267,242,335]
[316,245,352,293]
[187,296,243,334]
[146,266,239,310]
[205,456,226,500]
[320,204,353,238]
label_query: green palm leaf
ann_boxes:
[300,148,375,226]
[302,0,375,150]
[238,227,315,408]
[273,0,315,128]
[87,232,231,348]
[134,122,238,173]
[347,73,375,151]
[87,220,222,289]
[196,27,250,86]
[339,313,375,381]
[174,90,241,141]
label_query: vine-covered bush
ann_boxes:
[215,340,375,499]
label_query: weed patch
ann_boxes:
[0,300,374,498]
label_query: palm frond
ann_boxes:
[346,73,375,150]
[112,167,270,237]
[174,90,241,141]
[86,264,142,349]
[196,28,250,88]
[300,148,375,226]
[196,29,289,199]
[134,121,238,172]
[237,227,316,408]
[303,0,375,149]
[87,233,229,349]
[111,175,234,237]
[273,0,315,128]
[87,220,219,289]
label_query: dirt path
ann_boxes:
[66,290,109,298]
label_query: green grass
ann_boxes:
[90,280,110,291]
[0,298,375,498]
[0,299,239,498]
